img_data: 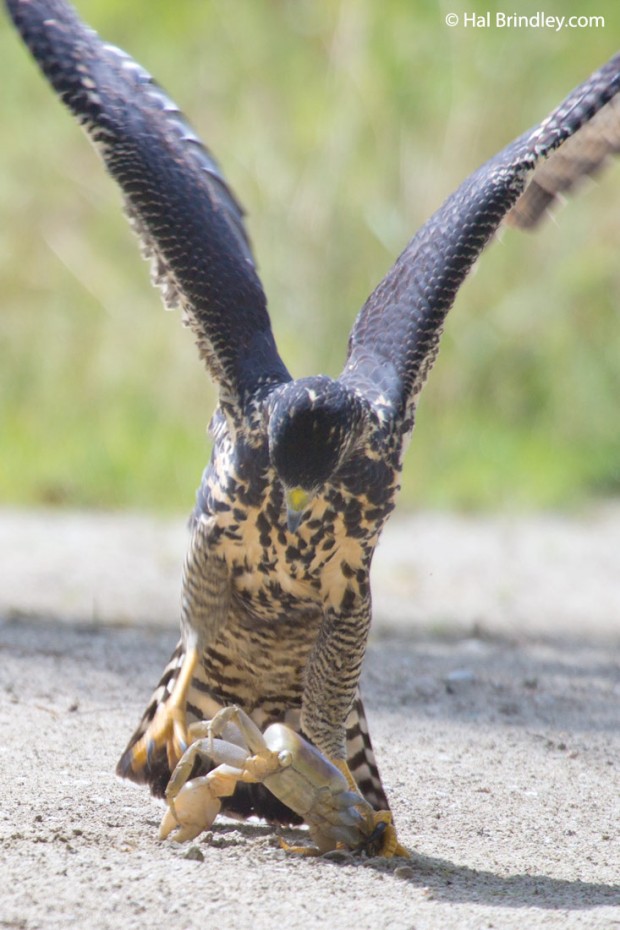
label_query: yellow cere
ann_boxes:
[286,487,310,514]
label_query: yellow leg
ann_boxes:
[333,759,410,859]
[126,645,200,774]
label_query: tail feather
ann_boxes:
[345,694,390,812]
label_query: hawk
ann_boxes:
[7,0,619,855]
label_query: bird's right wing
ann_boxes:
[6,0,291,409]
[341,53,620,426]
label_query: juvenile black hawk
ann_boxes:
[7,0,620,855]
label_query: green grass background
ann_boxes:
[1,0,619,513]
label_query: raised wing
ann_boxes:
[508,93,620,228]
[341,53,620,422]
[6,0,291,409]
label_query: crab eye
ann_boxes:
[278,749,293,768]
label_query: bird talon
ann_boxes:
[363,810,409,859]
[123,702,189,776]
[119,646,200,779]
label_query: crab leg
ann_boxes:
[159,732,288,843]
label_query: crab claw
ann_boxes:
[159,776,222,843]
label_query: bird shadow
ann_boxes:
[360,849,620,911]
[200,820,620,911]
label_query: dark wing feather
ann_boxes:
[341,53,620,421]
[6,0,290,408]
[508,92,620,228]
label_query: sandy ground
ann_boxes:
[0,506,619,930]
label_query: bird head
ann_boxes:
[267,377,363,531]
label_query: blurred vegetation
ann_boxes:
[1,0,619,513]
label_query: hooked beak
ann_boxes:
[285,487,311,533]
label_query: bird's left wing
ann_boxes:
[508,92,620,229]
[341,53,620,422]
[6,0,291,408]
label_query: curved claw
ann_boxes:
[329,760,409,858]
[363,810,409,858]
[121,702,188,777]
